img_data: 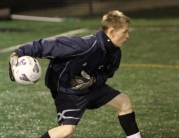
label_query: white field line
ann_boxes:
[0,28,88,53]
[11,14,65,22]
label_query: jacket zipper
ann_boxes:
[107,56,117,70]
[57,61,70,92]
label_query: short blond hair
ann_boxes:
[101,10,130,32]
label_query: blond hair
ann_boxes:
[101,10,130,32]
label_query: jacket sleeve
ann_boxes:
[15,36,90,58]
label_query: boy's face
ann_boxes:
[108,24,129,48]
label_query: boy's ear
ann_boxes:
[106,27,115,38]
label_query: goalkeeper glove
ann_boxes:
[70,70,96,90]
[10,52,18,66]
[9,52,18,81]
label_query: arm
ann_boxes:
[9,36,89,82]
[14,36,89,58]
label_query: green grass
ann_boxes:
[0,18,179,138]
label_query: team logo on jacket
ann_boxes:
[82,62,87,66]
[99,65,104,69]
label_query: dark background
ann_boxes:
[0,0,179,19]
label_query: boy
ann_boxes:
[9,10,141,138]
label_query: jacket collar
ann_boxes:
[95,29,120,55]
[102,31,119,54]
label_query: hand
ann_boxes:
[9,52,18,81]
[10,52,18,66]
[70,70,96,90]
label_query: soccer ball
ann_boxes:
[12,56,42,85]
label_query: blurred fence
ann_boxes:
[1,0,179,19]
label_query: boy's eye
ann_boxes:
[123,31,127,34]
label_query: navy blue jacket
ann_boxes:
[15,29,121,95]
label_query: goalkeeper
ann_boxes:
[9,10,142,138]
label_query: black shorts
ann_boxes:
[53,84,121,125]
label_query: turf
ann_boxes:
[0,18,179,138]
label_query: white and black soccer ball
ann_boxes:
[12,56,42,85]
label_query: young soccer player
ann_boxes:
[9,10,142,138]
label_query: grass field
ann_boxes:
[0,18,179,138]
